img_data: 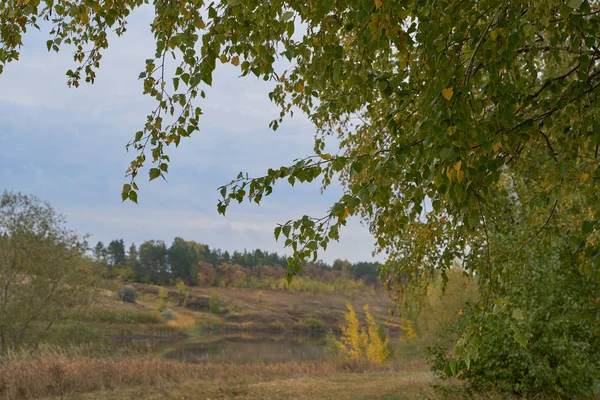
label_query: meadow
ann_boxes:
[0,280,473,400]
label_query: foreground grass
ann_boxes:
[0,347,517,400]
[63,370,437,400]
[0,349,435,400]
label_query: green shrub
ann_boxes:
[116,285,136,303]
[429,227,600,397]
[161,309,175,321]
[157,287,168,312]
[209,291,220,314]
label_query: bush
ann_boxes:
[157,287,168,312]
[336,303,390,364]
[429,227,600,397]
[294,318,328,332]
[161,309,175,321]
[116,285,136,303]
[255,290,264,303]
[208,291,220,314]
[175,279,189,306]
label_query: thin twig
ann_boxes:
[516,199,558,251]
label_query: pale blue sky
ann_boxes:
[0,8,381,263]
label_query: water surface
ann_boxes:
[161,332,330,363]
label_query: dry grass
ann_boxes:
[0,349,439,400]
[132,283,397,332]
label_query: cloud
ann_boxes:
[0,9,383,264]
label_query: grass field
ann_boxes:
[2,350,471,400]
[131,282,399,333]
[0,284,520,400]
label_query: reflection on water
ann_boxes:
[161,332,330,363]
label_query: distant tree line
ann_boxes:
[92,238,380,286]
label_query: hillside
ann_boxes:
[123,282,399,334]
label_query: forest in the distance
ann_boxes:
[92,237,381,287]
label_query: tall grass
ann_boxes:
[0,345,413,399]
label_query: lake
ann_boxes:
[160,332,332,363]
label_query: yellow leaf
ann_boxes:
[219,55,228,63]
[295,82,305,92]
[447,126,456,136]
[580,172,590,182]
[91,2,101,12]
[457,170,465,183]
[375,0,383,8]
[492,142,501,153]
[194,18,206,29]
[454,160,462,171]
[490,29,499,41]
[446,167,454,182]
[132,182,139,191]
[441,87,453,101]
[80,11,89,25]
[231,56,240,66]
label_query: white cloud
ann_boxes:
[0,8,382,264]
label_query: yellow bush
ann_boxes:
[364,305,391,364]
[336,303,390,364]
[337,303,368,359]
[399,317,417,341]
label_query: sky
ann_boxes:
[0,7,382,263]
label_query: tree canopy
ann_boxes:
[0,191,101,352]
[2,0,600,387]
[2,0,597,273]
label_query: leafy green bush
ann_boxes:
[430,226,600,397]
[208,291,220,314]
[116,285,136,303]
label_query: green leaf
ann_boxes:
[439,148,455,161]
[510,323,527,347]
[331,202,345,217]
[274,226,282,241]
[512,308,524,320]
[281,11,294,21]
[557,161,567,177]
[282,225,292,238]
[149,168,161,181]
[569,0,582,9]
[582,221,594,236]
[121,184,131,202]
[128,190,138,204]
[449,359,457,376]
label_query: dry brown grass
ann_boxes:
[132,283,396,332]
[0,349,437,400]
